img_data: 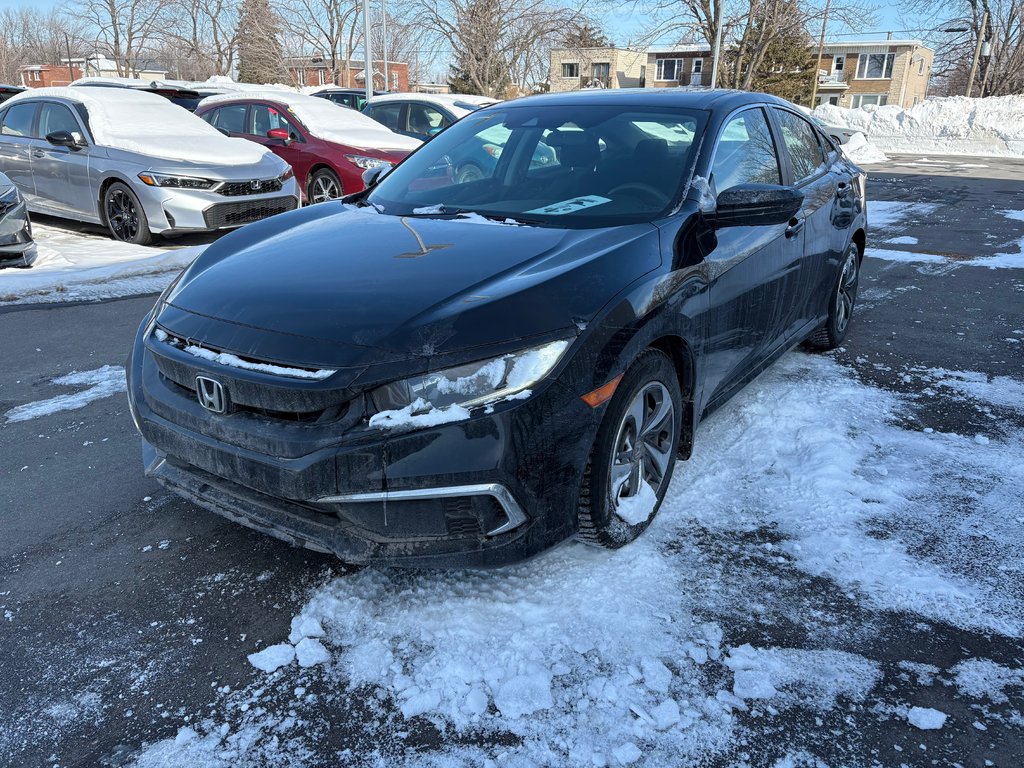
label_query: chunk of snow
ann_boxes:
[612,741,643,765]
[615,480,659,525]
[886,236,919,245]
[287,616,326,645]
[247,643,295,673]
[650,699,680,730]
[493,671,554,719]
[368,398,471,430]
[294,638,330,668]
[401,689,442,719]
[907,706,946,730]
[841,132,888,164]
[641,658,673,694]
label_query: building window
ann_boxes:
[833,54,845,72]
[856,53,894,79]
[692,59,703,74]
[656,58,682,81]
[561,62,579,78]
[591,62,610,80]
[851,94,888,108]
[317,68,326,85]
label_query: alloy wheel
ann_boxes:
[608,381,675,522]
[310,174,341,203]
[107,189,139,242]
[835,248,859,335]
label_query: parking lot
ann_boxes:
[1,157,1022,766]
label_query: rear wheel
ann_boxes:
[578,350,682,549]
[104,182,151,245]
[807,242,860,350]
[308,168,343,204]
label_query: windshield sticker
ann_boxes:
[526,195,611,216]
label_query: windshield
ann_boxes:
[366,103,707,227]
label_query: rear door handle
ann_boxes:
[31,149,44,158]
[785,217,805,238]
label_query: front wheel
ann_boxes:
[577,349,682,549]
[806,242,860,350]
[104,182,151,245]
[307,168,343,204]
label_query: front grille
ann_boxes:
[218,178,284,197]
[203,196,296,229]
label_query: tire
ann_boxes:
[104,182,151,245]
[577,349,682,549]
[307,168,343,204]
[806,242,860,350]
[455,163,485,184]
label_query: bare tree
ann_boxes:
[161,0,239,78]
[418,0,581,95]
[279,0,361,86]
[84,0,169,77]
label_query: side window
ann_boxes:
[407,104,448,137]
[250,104,301,139]
[1,103,37,137]
[210,104,247,133]
[711,108,781,192]
[773,109,826,182]
[367,103,403,132]
[38,103,81,138]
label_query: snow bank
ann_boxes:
[199,91,420,152]
[0,223,202,305]
[814,95,1024,157]
[6,87,271,165]
[840,132,888,164]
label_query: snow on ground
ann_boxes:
[840,132,888,165]
[0,223,202,305]
[130,352,1024,765]
[815,95,1024,156]
[4,365,126,423]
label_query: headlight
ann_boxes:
[345,154,392,171]
[137,172,217,190]
[280,167,295,182]
[0,185,21,206]
[370,339,571,414]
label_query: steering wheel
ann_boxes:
[607,182,670,206]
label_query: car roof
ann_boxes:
[505,88,789,112]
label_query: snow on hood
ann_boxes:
[199,90,421,152]
[813,95,1024,157]
[7,87,272,166]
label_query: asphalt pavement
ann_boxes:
[1,160,1022,767]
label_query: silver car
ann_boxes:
[0,170,35,268]
[0,87,299,245]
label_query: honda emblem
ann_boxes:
[195,376,226,413]
[251,179,262,191]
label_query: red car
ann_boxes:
[195,91,421,203]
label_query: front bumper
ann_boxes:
[128,318,598,567]
[134,177,300,235]
[0,199,36,268]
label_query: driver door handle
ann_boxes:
[785,217,805,239]
[32,149,45,158]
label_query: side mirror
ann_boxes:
[267,127,292,145]
[46,130,85,150]
[711,183,803,228]
[361,165,388,187]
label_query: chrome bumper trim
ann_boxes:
[317,483,528,537]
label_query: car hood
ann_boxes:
[158,203,660,375]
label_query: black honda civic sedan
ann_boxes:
[127,89,867,567]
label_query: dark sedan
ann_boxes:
[127,89,867,567]
[0,170,36,268]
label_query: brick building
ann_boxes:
[20,55,167,88]
[285,56,408,92]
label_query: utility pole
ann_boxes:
[710,0,723,87]
[363,0,373,101]
[809,0,832,108]
[64,32,74,86]
[965,9,988,97]
[381,0,389,91]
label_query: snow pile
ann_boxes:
[814,95,1024,156]
[4,365,125,423]
[950,658,1024,703]
[725,645,880,708]
[6,87,272,165]
[906,706,947,730]
[198,91,420,152]
[840,132,888,164]
[0,223,203,305]
[247,616,331,673]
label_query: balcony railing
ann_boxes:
[817,72,849,87]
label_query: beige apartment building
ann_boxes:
[549,39,933,110]
[812,41,933,108]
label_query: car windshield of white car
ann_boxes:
[366,104,708,228]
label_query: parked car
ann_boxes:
[0,170,36,268]
[127,89,866,567]
[0,87,298,244]
[311,87,386,112]
[69,77,212,111]
[363,93,500,140]
[809,115,857,146]
[195,91,420,203]
[0,85,25,104]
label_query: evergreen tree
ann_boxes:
[562,23,611,49]
[237,0,287,84]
